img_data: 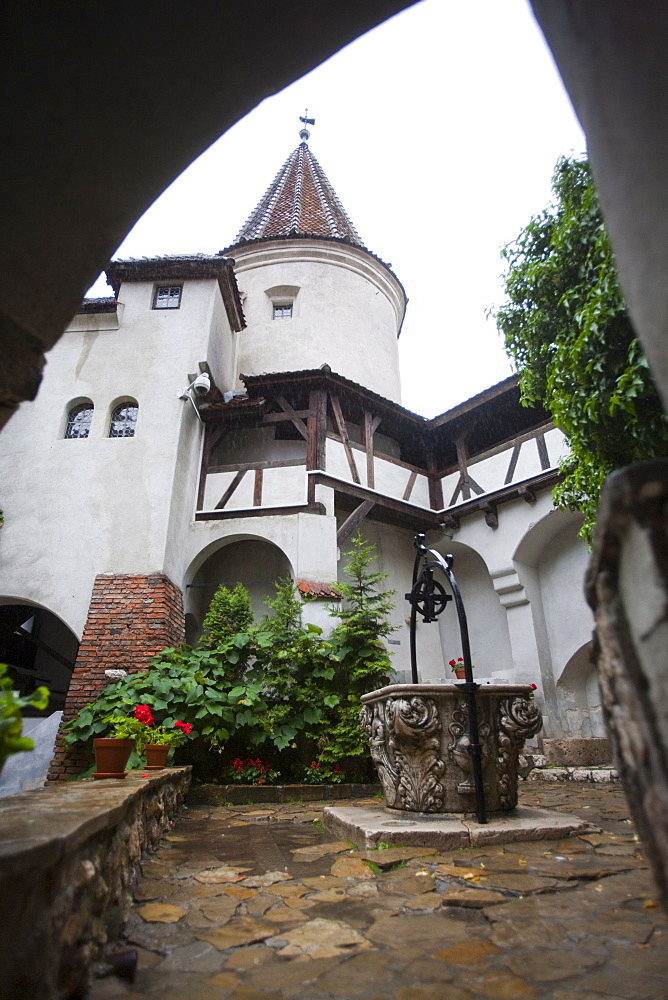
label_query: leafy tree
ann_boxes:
[495,155,668,542]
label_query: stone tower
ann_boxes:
[223,136,406,402]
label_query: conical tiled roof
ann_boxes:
[230,141,366,249]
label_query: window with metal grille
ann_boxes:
[109,402,139,438]
[153,285,182,309]
[272,303,293,319]
[65,402,94,439]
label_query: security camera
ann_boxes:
[192,372,210,397]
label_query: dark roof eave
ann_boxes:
[427,375,521,428]
[240,368,427,426]
[105,256,246,331]
[76,297,118,315]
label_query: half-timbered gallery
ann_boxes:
[0,128,600,786]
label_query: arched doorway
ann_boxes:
[0,598,79,795]
[0,600,78,715]
[186,537,293,641]
[556,641,605,739]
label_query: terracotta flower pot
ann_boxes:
[454,668,467,680]
[144,744,170,770]
[93,737,134,779]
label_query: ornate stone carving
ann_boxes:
[360,701,399,807]
[447,701,490,795]
[386,697,445,812]
[497,696,543,809]
[362,684,542,814]
[361,696,445,812]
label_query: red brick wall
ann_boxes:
[47,573,184,781]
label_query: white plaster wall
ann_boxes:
[203,471,255,511]
[0,278,224,634]
[326,439,353,482]
[373,458,430,507]
[536,519,593,686]
[230,241,404,402]
[545,426,568,465]
[261,466,306,507]
[184,512,339,600]
[434,543,514,683]
[441,471,460,506]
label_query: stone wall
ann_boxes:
[48,573,185,781]
[0,768,191,1000]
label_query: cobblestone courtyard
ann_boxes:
[90,783,668,1000]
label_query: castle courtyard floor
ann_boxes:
[90,783,668,1000]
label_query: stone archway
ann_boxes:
[555,640,605,739]
[0,599,78,715]
[0,597,79,795]
[431,540,513,683]
[186,537,294,639]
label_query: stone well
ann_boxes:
[360,683,542,816]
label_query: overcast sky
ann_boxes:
[88,0,585,417]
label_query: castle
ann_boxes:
[0,127,598,787]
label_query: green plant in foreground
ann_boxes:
[0,664,49,772]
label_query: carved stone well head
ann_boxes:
[361,684,542,815]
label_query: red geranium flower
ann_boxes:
[448,660,456,667]
[174,720,193,734]
[530,683,537,690]
[134,704,154,726]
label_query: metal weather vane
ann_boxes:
[299,109,315,142]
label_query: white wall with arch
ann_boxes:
[184,534,294,636]
[431,541,513,682]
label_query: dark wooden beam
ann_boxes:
[253,468,263,506]
[402,469,418,501]
[208,457,305,474]
[196,502,326,521]
[363,410,381,489]
[337,499,375,547]
[312,473,438,532]
[261,409,313,424]
[307,389,327,471]
[276,394,309,441]
[504,442,522,485]
[197,425,227,511]
[215,469,246,509]
[330,394,360,483]
[536,432,550,470]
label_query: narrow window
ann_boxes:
[109,402,139,438]
[65,402,94,439]
[272,303,293,320]
[153,285,182,309]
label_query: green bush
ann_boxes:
[63,536,395,782]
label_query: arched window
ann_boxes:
[65,401,94,439]
[109,401,139,438]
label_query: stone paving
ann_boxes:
[90,784,668,1000]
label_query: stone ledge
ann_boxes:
[528,767,619,783]
[324,804,590,850]
[187,782,381,805]
[543,737,612,766]
[0,767,191,1000]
